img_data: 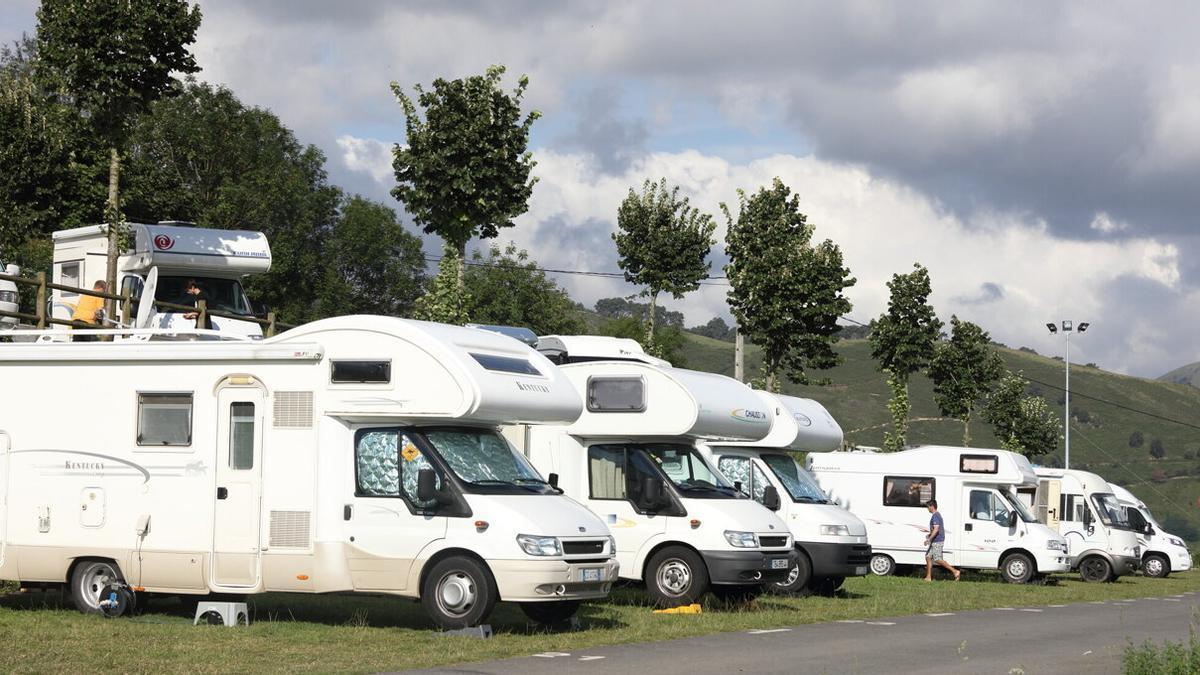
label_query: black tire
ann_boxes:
[868,553,896,577]
[1143,554,1170,578]
[808,576,842,597]
[767,550,812,595]
[710,584,762,606]
[420,556,498,630]
[644,546,709,608]
[1079,556,1112,583]
[70,560,123,614]
[520,600,581,625]
[829,576,846,590]
[1000,552,1035,584]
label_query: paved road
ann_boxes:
[415,592,1198,674]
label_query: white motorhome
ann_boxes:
[807,446,1070,583]
[1025,468,1140,581]
[0,259,18,329]
[0,316,618,628]
[1109,482,1191,578]
[51,222,271,337]
[698,392,871,595]
[508,336,795,608]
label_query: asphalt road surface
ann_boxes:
[415,592,1198,674]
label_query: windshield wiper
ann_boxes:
[467,479,519,486]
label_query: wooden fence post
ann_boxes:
[197,299,207,331]
[121,288,132,326]
[266,311,277,338]
[35,271,47,329]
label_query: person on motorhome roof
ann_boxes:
[70,280,106,341]
[924,499,961,582]
[178,278,212,329]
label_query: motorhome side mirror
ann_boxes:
[762,486,782,511]
[1008,511,1017,528]
[733,480,743,494]
[416,469,441,504]
[547,472,560,490]
[639,475,665,510]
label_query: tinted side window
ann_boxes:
[883,476,935,507]
[137,393,193,446]
[587,377,646,412]
[589,445,627,499]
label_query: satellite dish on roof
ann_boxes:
[136,267,158,329]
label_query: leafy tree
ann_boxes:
[983,372,1062,458]
[315,197,425,318]
[882,370,910,452]
[37,0,203,309]
[1129,431,1145,448]
[869,263,943,446]
[928,315,1005,446]
[1150,439,1166,460]
[594,296,684,328]
[414,246,471,325]
[723,178,855,391]
[391,64,539,318]
[600,316,686,366]
[464,242,586,335]
[122,81,342,323]
[613,178,715,353]
[690,316,736,342]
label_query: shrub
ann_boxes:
[1151,439,1166,459]
[1129,431,1145,448]
[1123,632,1200,674]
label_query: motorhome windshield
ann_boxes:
[423,428,554,495]
[156,275,253,316]
[1091,493,1134,530]
[1003,490,1039,523]
[642,444,742,499]
[759,453,829,503]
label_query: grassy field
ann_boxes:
[3,571,1198,673]
[672,333,1200,545]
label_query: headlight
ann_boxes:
[1169,537,1186,548]
[1047,540,1066,551]
[607,535,617,554]
[1130,546,1141,557]
[516,534,562,556]
[820,524,850,536]
[723,530,759,548]
[0,291,16,303]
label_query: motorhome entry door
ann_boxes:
[212,387,265,588]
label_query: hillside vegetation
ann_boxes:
[675,333,1200,544]
[1160,361,1200,389]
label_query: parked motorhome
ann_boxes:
[508,335,796,607]
[1108,483,1191,578]
[0,259,17,329]
[0,316,618,628]
[698,392,872,595]
[807,446,1070,583]
[1021,468,1140,581]
[51,222,271,336]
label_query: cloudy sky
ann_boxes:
[5,1,1200,378]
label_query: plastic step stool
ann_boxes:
[194,601,249,626]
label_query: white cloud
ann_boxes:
[1090,211,1129,233]
[336,135,394,185]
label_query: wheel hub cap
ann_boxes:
[437,572,476,615]
[658,559,692,596]
[1146,559,1162,575]
[870,556,890,575]
[1009,560,1027,577]
[81,566,116,609]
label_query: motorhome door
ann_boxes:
[212,387,265,588]
[1036,479,1061,531]
[959,486,1011,569]
[0,432,8,565]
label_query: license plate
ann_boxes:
[581,567,603,582]
[855,566,869,575]
[770,558,790,570]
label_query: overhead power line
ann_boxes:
[1021,375,1200,432]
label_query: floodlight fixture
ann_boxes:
[1062,320,1073,332]
[1078,322,1090,333]
[1046,323,1057,334]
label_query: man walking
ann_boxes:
[924,499,960,581]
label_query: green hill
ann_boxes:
[677,333,1200,545]
[1160,362,1200,389]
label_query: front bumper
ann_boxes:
[1112,554,1140,576]
[1170,550,1193,572]
[489,557,619,602]
[701,549,797,585]
[803,541,873,578]
[1034,551,1071,573]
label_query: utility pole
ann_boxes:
[1046,320,1089,469]
[734,326,745,383]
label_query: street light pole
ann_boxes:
[1046,320,1088,469]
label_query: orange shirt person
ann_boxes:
[71,280,107,325]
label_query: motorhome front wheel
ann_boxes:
[767,551,812,595]
[421,556,498,629]
[645,546,709,607]
[70,560,123,614]
[1000,552,1035,584]
[1079,556,1113,583]
[1142,554,1169,578]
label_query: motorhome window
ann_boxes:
[331,360,391,384]
[154,275,253,316]
[882,476,935,507]
[716,456,770,502]
[643,444,740,498]
[354,430,441,507]
[424,429,552,495]
[137,393,192,446]
[1005,490,1039,523]
[469,353,541,376]
[760,453,830,504]
[1060,494,1086,522]
[586,376,646,412]
[967,490,1010,522]
[120,276,144,317]
[960,454,999,474]
[587,445,660,500]
[228,402,255,470]
[59,261,81,291]
[1090,493,1133,529]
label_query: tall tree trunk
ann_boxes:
[456,240,467,294]
[104,147,121,319]
[962,413,971,447]
[646,291,657,349]
[734,326,745,383]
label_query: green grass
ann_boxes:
[3,571,1198,673]
[674,334,1200,545]
[1124,628,1200,674]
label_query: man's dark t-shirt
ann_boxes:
[930,511,945,542]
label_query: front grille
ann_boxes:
[563,540,606,555]
[759,536,789,548]
[846,545,872,564]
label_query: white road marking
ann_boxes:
[926,612,955,617]
[994,607,1015,611]
[1048,604,1067,608]
[533,652,571,658]
[1082,650,1093,656]
[1089,601,1106,604]
[837,620,864,624]
[748,628,792,634]
[1020,609,1042,612]
[1162,598,1182,602]
[579,656,605,661]
[866,621,896,626]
